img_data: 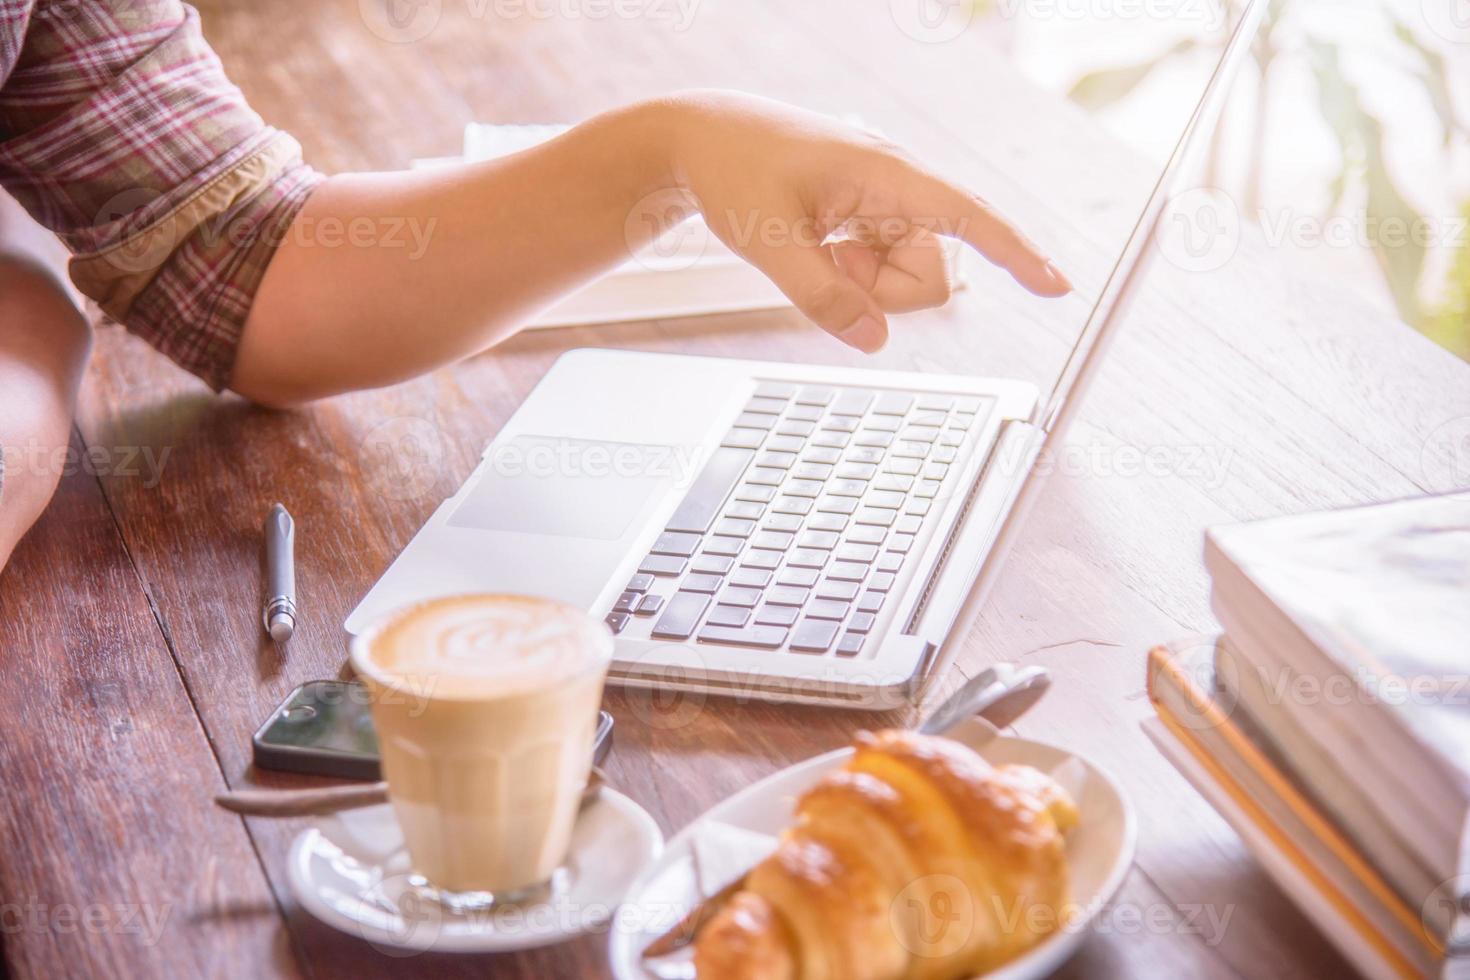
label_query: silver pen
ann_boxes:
[262,503,297,643]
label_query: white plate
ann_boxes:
[287,788,662,955]
[608,720,1135,980]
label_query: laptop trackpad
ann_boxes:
[447,435,674,541]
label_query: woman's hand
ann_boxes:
[663,90,1071,353]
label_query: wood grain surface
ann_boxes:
[3,0,1468,977]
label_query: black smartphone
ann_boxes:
[253,679,614,781]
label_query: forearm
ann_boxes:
[234,98,682,405]
[0,259,92,572]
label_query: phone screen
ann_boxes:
[258,680,378,758]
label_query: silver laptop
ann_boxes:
[347,0,1264,709]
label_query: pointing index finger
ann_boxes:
[901,166,1072,297]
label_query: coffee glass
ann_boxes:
[349,593,612,910]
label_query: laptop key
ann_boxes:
[856,507,898,527]
[868,572,896,592]
[791,462,833,481]
[730,568,772,589]
[812,431,851,449]
[828,479,868,498]
[876,473,914,492]
[605,612,631,633]
[783,479,824,498]
[763,513,802,532]
[772,496,814,516]
[888,534,915,554]
[796,385,835,405]
[714,517,757,538]
[856,591,885,613]
[802,446,841,464]
[735,484,777,503]
[787,549,829,569]
[807,599,849,620]
[847,611,876,634]
[741,550,782,570]
[682,574,723,594]
[790,618,840,652]
[853,431,894,449]
[776,567,819,588]
[754,381,796,400]
[766,586,810,606]
[815,580,860,601]
[697,624,788,649]
[828,562,868,582]
[766,435,805,454]
[745,396,786,416]
[757,451,797,470]
[625,573,655,593]
[864,415,901,433]
[836,543,879,563]
[704,535,745,557]
[751,530,794,551]
[721,427,765,450]
[847,525,886,545]
[830,390,874,416]
[754,602,800,627]
[836,462,877,481]
[865,490,905,510]
[905,498,932,517]
[808,513,847,532]
[707,604,751,627]
[636,594,665,615]
[817,496,858,515]
[873,393,914,416]
[932,445,957,464]
[665,447,755,534]
[886,457,922,476]
[639,555,687,577]
[747,467,785,486]
[799,530,839,550]
[915,393,955,411]
[726,501,765,521]
[877,552,904,572]
[913,479,941,498]
[651,593,710,639]
[895,515,922,535]
[652,531,701,557]
[846,446,884,465]
[901,426,941,443]
[922,463,950,481]
[691,555,734,575]
[891,441,929,459]
[836,632,865,657]
[614,592,639,613]
[777,420,817,438]
[734,412,778,430]
[787,404,823,422]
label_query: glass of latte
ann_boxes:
[349,593,612,910]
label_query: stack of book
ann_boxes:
[1145,493,1470,980]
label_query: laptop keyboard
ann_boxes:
[603,382,992,657]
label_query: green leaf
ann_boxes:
[1066,38,1195,110]
[1392,18,1461,146]
[1360,114,1427,324]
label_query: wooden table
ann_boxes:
[4,1,1469,977]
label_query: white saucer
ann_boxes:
[609,721,1136,980]
[287,788,662,955]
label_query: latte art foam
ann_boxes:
[360,594,611,698]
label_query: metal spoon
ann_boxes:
[214,766,608,818]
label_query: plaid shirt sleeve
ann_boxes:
[0,0,323,391]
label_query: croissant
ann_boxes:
[693,729,1078,980]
